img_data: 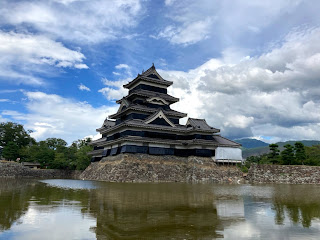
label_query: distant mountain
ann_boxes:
[241,140,320,159]
[234,138,269,149]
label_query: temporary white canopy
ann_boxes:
[215,147,243,163]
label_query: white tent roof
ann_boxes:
[215,147,243,161]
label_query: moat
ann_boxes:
[1,178,320,239]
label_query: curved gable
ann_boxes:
[146,97,169,105]
[145,110,176,127]
[117,99,129,113]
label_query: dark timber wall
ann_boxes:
[92,146,215,160]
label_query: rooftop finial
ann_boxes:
[152,62,155,68]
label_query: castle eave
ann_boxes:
[108,105,187,119]
[99,119,219,135]
[123,75,173,89]
[125,89,179,103]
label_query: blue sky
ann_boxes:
[1,0,320,144]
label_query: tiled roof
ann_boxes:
[144,109,176,127]
[109,103,187,119]
[125,89,179,103]
[123,65,173,89]
[92,135,239,149]
[98,118,223,135]
[96,119,116,131]
[187,118,220,132]
[212,135,241,147]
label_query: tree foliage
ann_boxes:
[1,122,93,170]
[294,142,306,165]
[305,145,320,166]
[0,122,34,148]
[281,144,294,165]
[268,144,280,164]
[2,142,19,160]
[246,142,320,167]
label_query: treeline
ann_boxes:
[0,122,93,170]
[246,142,320,166]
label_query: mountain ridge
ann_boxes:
[234,139,320,158]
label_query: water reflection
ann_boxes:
[90,183,223,239]
[272,184,320,228]
[0,179,320,239]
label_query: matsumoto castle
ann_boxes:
[89,64,243,163]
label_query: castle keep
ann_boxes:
[89,64,242,163]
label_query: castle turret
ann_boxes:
[89,64,242,163]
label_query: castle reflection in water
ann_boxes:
[1,179,320,239]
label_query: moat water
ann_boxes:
[0,178,320,240]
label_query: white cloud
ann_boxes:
[98,69,132,100]
[0,0,143,44]
[98,82,128,101]
[156,0,317,48]
[164,0,176,6]
[74,64,89,69]
[0,31,88,85]
[114,64,132,77]
[2,92,117,143]
[78,83,91,91]
[0,114,8,122]
[157,27,320,141]
[0,89,24,94]
[115,64,130,70]
[155,18,212,45]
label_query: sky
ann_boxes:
[1,0,320,144]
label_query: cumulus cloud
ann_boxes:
[98,64,133,100]
[78,83,91,91]
[114,63,132,77]
[99,77,129,101]
[153,18,212,45]
[0,0,143,44]
[154,0,318,48]
[1,92,117,144]
[157,27,320,141]
[0,31,88,85]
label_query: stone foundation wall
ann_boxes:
[247,164,320,184]
[0,161,81,179]
[80,153,242,183]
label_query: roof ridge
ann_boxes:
[141,63,156,75]
[189,117,206,121]
[213,135,241,146]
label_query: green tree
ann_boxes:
[268,144,280,164]
[72,138,93,170]
[21,141,55,167]
[281,144,294,165]
[0,122,34,148]
[294,142,306,165]
[305,144,320,166]
[72,138,92,148]
[2,142,19,161]
[75,145,92,170]
[51,153,68,169]
[45,138,67,151]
